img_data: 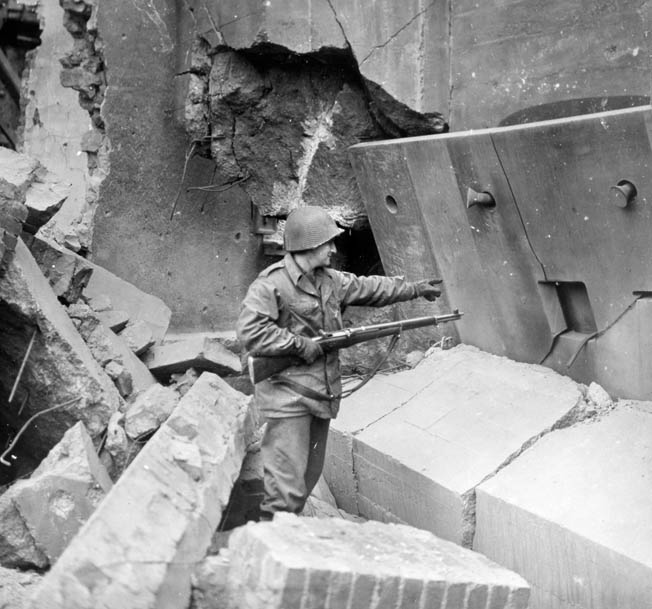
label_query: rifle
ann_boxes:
[247,309,463,383]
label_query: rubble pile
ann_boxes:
[0,149,257,607]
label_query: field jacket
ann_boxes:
[236,254,420,419]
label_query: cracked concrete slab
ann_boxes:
[324,344,588,546]
[474,401,652,609]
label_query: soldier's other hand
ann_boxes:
[415,278,442,301]
[297,337,324,364]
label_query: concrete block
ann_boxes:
[28,372,255,609]
[475,402,652,609]
[124,384,179,440]
[221,514,529,609]
[143,334,242,379]
[68,302,157,395]
[83,263,171,342]
[326,344,585,545]
[95,308,129,332]
[0,239,120,456]
[118,319,155,356]
[0,422,111,569]
[23,171,69,234]
[29,236,93,304]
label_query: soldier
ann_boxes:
[236,206,441,521]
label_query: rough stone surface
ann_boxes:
[95,308,129,332]
[29,236,93,304]
[28,373,256,609]
[0,566,42,609]
[101,411,134,477]
[475,401,652,609]
[124,384,180,440]
[191,554,230,609]
[23,171,70,235]
[218,514,529,609]
[83,261,172,342]
[324,344,588,546]
[203,49,389,226]
[68,302,157,395]
[117,319,155,356]
[21,0,98,252]
[0,422,112,569]
[143,334,242,380]
[0,239,120,461]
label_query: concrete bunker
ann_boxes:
[0,1,651,608]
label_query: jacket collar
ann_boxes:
[284,253,320,296]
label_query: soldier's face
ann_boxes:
[313,239,337,268]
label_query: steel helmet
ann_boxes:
[283,206,344,252]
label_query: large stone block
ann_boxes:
[29,236,93,304]
[0,422,111,569]
[474,402,652,609]
[83,261,172,342]
[324,344,587,545]
[0,239,120,458]
[216,513,529,609]
[142,334,242,380]
[28,372,255,609]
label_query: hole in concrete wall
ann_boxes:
[333,225,384,276]
[385,195,398,214]
[554,281,597,333]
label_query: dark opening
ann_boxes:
[333,224,384,276]
[555,281,597,334]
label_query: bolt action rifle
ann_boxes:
[247,309,463,384]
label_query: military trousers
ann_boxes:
[259,413,331,519]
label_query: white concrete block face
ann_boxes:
[474,402,652,609]
[28,373,253,609]
[328,345,585,545]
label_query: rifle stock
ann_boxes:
[247,309,462,384]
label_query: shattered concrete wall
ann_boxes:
[30,0,649,335]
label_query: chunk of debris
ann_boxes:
[195,514,530,609]
[143,334,242,380]
[23,171,70,235]
[28,373,257,609]
[124,384,179,440]
[67,302,156,395]
[104,360,133,398]
[117,319,155,356]
[0,239,120,458]
[169,367,199,397]
[95,308,129,332]
[0,565,42,609]
[102,411,131,473]
[83,263,172,342]
[0,422,112,569]
[28,236,93,304]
